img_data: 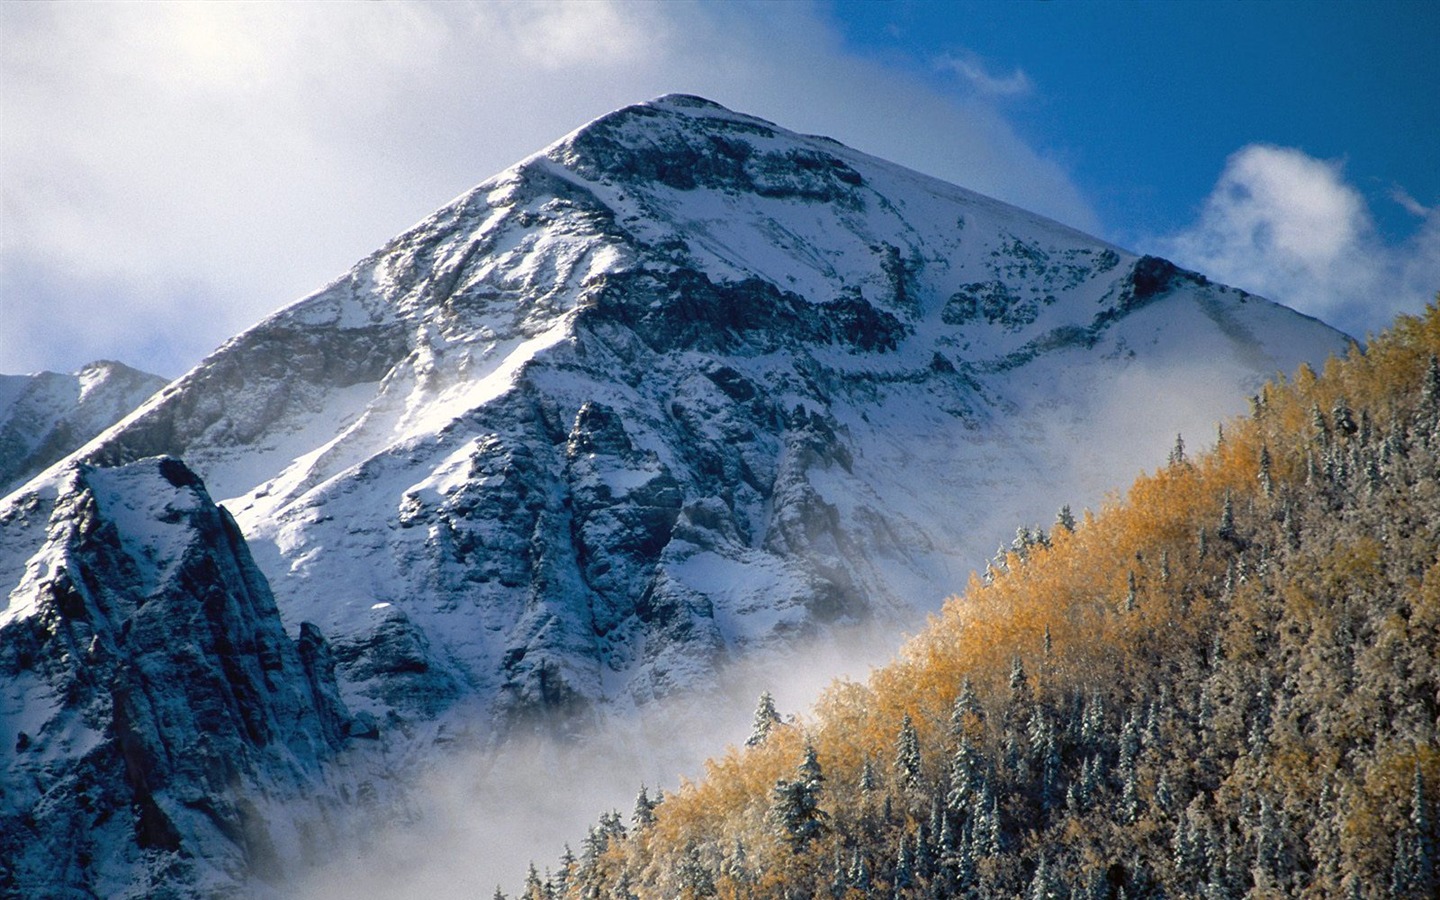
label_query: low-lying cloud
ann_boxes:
[1159,144,1440,340]
[286,623,902,899]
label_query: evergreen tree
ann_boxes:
[632,785,657,830]
[947,731,985,814]
[1422,354,1440,424]
[523,863,543,900]
[1027,855,1062,900]
[771,743,828,852]
[746,691,782,747]
[1169,433,1187,466]
[895,713,923,797]
[848,847,871,894]
[1009,656,1030,706]
[893,839,915,896]
[952,678,982,732]
[1217,490,1236,541]
[1056,504,1077,533]
[1391,763,1437,898]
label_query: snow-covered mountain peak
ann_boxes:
[0,94,1358,897]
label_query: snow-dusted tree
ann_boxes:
[894,713,923,797]
[1056,503,1077,533]
[1027,854,1062,900]
[771,743,828,852]
[746,690,782,747]
[632,785,657,830]
[1390,764,1436,898]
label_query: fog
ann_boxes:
[287,622,907,898]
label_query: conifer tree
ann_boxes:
[771,743,828,852]
[1027,855,1062,900]
[1056,504,1077,533]
[1169,433,1187,466]
[632,786,656,830]
[1391,763,1437,898]
[895,713,923,798]
[746,691,782,747]
[893,840,914,896]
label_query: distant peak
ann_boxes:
[647,94,731,112]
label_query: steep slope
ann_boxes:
[0,95,1364,898]
[0,457,353,898]
[0,360,166,494]
[0,96,1349,741]
[559,306,1440,899]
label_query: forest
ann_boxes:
[512,304,1440,899]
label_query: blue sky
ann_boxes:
[2,1,1436,377]
[829,1,1439,248]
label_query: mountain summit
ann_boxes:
[0,96,1348,894]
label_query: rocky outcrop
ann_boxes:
[0,458,350,897]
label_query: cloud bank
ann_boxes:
[1159,144,1439,341]
[0,1,1094,378]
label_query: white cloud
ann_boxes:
[938,51,1033,98]
[1159,145,1439,340]
[1391,184,1433,218]
[0,1,1095,377]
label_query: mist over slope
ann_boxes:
[0,96,1351,896]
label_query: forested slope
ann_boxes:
[531,304,1440,899]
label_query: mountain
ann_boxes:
[0,360,166,494]
[0,95,1351,894]
[547,306,1440,900]
[0,457,353,898]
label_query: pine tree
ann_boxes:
[746,691,782,747]
[893,839,915,896]
[523,863,543,900]
[1056,504,1077,533]
[1391,763,1436,898]
[632,785,657,830]
[1217,490,1236,541]
[1009,656,1029,705]
[1028,855,1062,900]
[1169,433,1187,466]
[895,713,923,798]
[1333,399,1357,436]
[771,743,828,852]
[947,731,984,814]
[1421,354,1440,426]
[1251,795,1286,893]
[860,755,879,794]
[848,847,871,894]
[1412,764,1436,897]
[952,678,982,732]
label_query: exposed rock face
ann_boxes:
[0,95,1353,895]
[0,361,167,494]
[0,458,349,897]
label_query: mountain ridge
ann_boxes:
[0,95,1352,895]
